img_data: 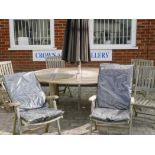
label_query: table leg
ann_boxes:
[49,83,59,96]
[49,83,59,105]
[54,84,59,96]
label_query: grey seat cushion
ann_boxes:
[90,108,130,122]
[20,107,64,124]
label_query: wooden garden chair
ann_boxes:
[133,66,155,128]
[45,56,72,97]
[2,72,64,134]
[89,64,134,134]
[0,61,14,105]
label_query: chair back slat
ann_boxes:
[131,59,154,66]
[134,66,155,96]
[0,61,14,76]
[150,69,155,88]
[131,59,153,82]
[45,56,65,68]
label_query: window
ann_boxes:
[9,19,55,50]
[89,19,137,49]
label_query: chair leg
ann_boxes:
[129,105,133,135]
[13,113,17,135]
[133,106,138,117]
[94,121,97,131]
[153,123,155,129]
[63,85,72,97]
[89,120,93,135]
[17,119,22,135]
[129,121,132,135]
[67,86,72,97]
[56,120,61,135]
[45,123,50,133]
[63,86,67,94]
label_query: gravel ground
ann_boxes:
[0,86,155,135]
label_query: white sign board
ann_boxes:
[33,50,112,61]
[33,50,62,61]
[91,50,112,61]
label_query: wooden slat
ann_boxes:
[131,59,154,84]
[134,97,155,109]
[0,61,14,76]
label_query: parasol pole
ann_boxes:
[77,61,81,74]
[77,60,81,111]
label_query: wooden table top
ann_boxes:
[35,67,99,85]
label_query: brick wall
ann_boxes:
[0,19,155,72]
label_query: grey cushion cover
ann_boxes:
[96,64,133,110]
[20,107,64,124]
[90,108,130,122]
[3,72,46,110]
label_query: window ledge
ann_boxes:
[8,46,57,51]
[91,46,138,50]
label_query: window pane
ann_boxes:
[93,19,132,45]
[13,19,51,46]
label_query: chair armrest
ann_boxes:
[89,95,96,112]
[7,102,21,118]
[8,102,20,107]
[46,95,59,100]
[131,97,135,105]
[89,95,96,102]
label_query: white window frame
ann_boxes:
[9,19,55,50]
[89,19,138,50]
